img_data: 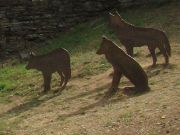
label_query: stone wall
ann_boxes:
[0,0,119,42]
[0,0,171,55]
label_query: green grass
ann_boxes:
[118,112,133,123]
[72,133,81,135]
[0,116,23,135]
[0,64,41,103]
[0,65,26,91]
[0,120,7,135]
[38,18,114,55]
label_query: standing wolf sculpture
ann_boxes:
[96,36,149,93]
[109,11,171,66]
[26,48,71,93]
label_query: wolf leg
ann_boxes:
[109,66,122,94]
[42,72,52,93]
[125,46,134,57]
[158,45,169,65]
[58,71,65,87]
[58,69,70,92]
[148,46,157,66]
[59,75,68,92]
[123,86,149,95]
[53,71,65,93]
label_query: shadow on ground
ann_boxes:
[145,63,176,78]
[0,83,109,118]
[63,83,111,102]
[1,69,153,119]
[57,87,150,120]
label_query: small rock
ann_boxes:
[161,115,166,119]
[112,128,116,131]
[156,122,161,125]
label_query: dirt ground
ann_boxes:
[0,3,180,135]
[1,41,180,135]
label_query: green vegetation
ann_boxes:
[118,112,133,123]
[0,116,23,135]
[0,65,27,92]
[0,64,40,103]
[0,120,7,135]
[39,18,114,54]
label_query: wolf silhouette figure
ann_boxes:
[109,11,171,66]
[96,36,149,94]
[26,48,71,93]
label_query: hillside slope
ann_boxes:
[0,2,180,135]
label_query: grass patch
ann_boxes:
[0,116,23,135]
[72,133,81,135]
[118,112,133,123]
[0,65,31,92]
[0,64,41,103]
[118,4,169,28]
[104,121,118,128]
[0,120,7,134]
[38,18,115,55]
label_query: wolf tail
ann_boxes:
[67,66,71,80]
[63,50,71,80]
[163,33,171,56]
[66,56,71,80]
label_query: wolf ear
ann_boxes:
[109,12,115,16]
[115,11,121,17]
[102,35,107,40]
[29,52,36,57]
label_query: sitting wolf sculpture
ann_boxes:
[96,36,149,94]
